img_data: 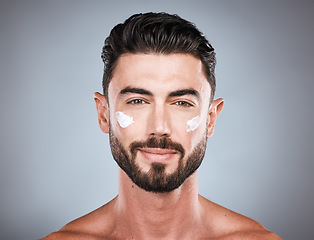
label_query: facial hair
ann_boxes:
[109,131,207,193]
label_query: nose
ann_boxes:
[147,105,171,137]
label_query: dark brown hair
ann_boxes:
[101,12,216,102]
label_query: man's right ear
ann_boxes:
[94,92,110,133]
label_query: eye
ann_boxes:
[127,99,146,105]
[175,101,193,107]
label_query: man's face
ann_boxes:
[101,53,215,192]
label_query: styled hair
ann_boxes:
[101,12,216,102]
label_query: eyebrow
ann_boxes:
[119,87,153,96]
[168,89,200,99]
[119,87,200,99]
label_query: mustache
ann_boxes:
[130,137,185,157]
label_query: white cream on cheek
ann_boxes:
[115,111,134,128]
[186,116,201,132]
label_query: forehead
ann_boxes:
[109,53,210,97]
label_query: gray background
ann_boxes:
[0,0,313,239]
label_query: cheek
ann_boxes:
[172,113,203,134]
[112,111,146,142]
[183,115,208,149]
[171,114,206,147]
[115,111,134,128]
[186,115,201,132]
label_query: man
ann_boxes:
[42,12,283,239]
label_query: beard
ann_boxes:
[109,130,207,193]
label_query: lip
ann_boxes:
[138,148,177,162]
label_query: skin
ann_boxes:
[41,53,283,240]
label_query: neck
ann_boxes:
[113,169,203,239]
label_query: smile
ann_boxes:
[138,148,178,162]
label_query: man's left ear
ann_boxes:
[207,98,224,138]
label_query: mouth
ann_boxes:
[138,148,178,162]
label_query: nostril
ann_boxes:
[162,132,170,137]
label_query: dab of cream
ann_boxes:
[186,116,201,132]
[115,111,134,128]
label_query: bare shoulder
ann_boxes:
[40,198,117,240]
[199,195,284,240]
[39,231,110,240]
[213,231,284,240]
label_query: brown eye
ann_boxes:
[128,99,146,104]
[175,101,193,107]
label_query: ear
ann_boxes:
[94,92,110,133]
[207,98,224,138]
